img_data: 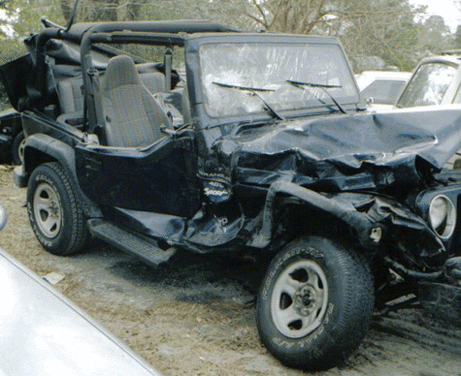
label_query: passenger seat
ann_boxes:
[56,77,84,126]
[140,72,166,95]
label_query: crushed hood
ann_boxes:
[214,106,461,192]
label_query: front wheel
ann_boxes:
[27,162,88,255]
[257,236,374,370]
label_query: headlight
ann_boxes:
[429,195,456,240]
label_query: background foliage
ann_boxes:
[0,0,459,109]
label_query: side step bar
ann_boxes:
[88,219,176,267]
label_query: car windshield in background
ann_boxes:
[396,62,457,108]
[199,42,358,118]
[360,79,407,105]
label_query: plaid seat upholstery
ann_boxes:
[58,77,84,113]
[101,55,171,147]
[140,72,166,94]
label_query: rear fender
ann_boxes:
[18,134,101,218]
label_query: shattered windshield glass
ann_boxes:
[199,42,359,118]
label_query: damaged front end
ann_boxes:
[200,107,461,319]
[243,177,461,320]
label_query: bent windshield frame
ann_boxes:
[198,42,358,119]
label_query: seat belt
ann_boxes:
[164,48,173,92]
[87,66,105,135]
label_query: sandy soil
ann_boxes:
[1,165,461,376]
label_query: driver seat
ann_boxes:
[101,55,171,147]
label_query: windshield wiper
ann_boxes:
[213,82,285,121]
[286,79,347,114]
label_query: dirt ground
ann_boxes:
[1,165,461,376]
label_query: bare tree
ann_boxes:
[341,0,425,70]
[92,0,119,21]
[245,0,337,33]
[1,0,451,73]
[59,0,73,23]
[417,15,451,53]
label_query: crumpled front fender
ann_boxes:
[248,181,378,249]
[248,181,447,267]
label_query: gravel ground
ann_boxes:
[1,165,461,376]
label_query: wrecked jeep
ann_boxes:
[3,17,461,371]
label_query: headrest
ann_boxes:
[103,55,141,91]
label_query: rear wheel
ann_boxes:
[27,162,88,255]
[11,131,24,165]
[257,236,374,370]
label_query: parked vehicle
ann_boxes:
[3,15,461,371]
[0,108,24,164]
[395,51,461,169]
[396,51,461,109]
[0,204,163,376]
[356,70,410,110]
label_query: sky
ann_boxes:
[410,0,461,32]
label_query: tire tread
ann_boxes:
[257,236,374,370]
[27,162,88,255]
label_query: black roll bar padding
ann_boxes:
[79,20,236,69]
[35,28,63,109]
[35,26,83,108]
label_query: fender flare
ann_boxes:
[249,181,379,249]
[19,133,102,218]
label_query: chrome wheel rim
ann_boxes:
[271,259,328,338]
[33,182,62,238]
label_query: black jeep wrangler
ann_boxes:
[3,17,461,371]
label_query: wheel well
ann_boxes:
[276,199,361,249]
[24,147,56,175]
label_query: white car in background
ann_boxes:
[396,52,461,109]
[0,205,163,376]
[395,51,461,169]
[356,70,411,110]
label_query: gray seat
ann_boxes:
[140,72,166,95]
[101,55,171,147]
[57,77,84,113]
[56,77,85,126]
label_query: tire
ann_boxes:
[257,236,374,370]
[27,162,88,255]
[11,131,25,165]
